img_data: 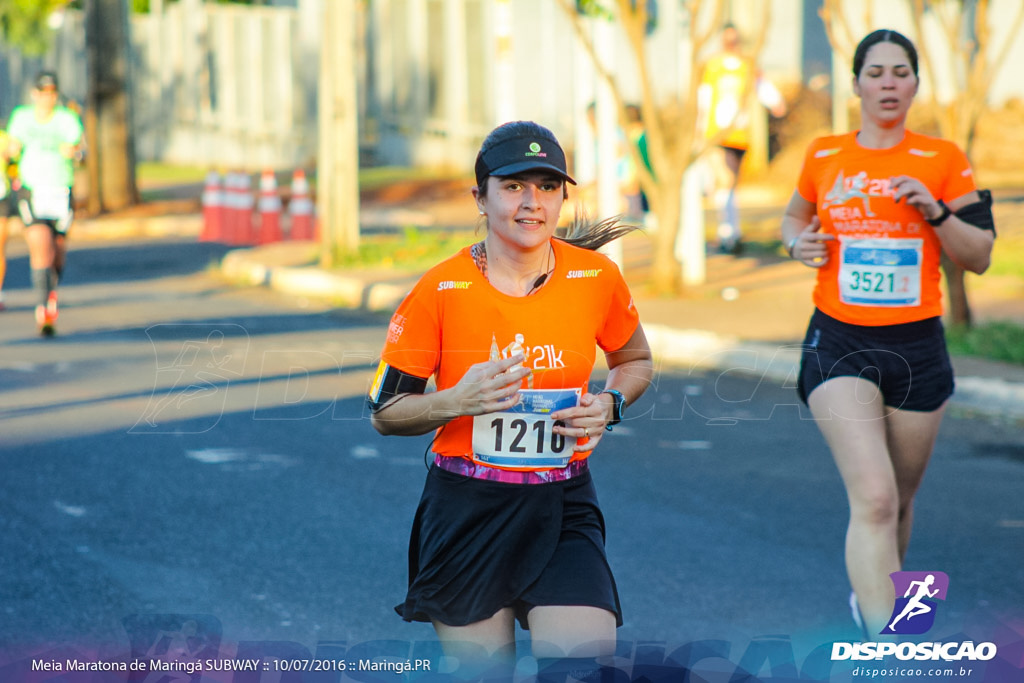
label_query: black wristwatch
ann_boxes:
[601,389,626,430]
[927,201,952,227]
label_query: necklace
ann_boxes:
[472,241,554,296]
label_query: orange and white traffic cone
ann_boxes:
[222,171,242,244]
[288,169,315,241]
[256,170,283,244]
[236,172,256,245]
[223,171,256,245]
[199,171,225,242]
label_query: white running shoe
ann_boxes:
[850,592,868,639]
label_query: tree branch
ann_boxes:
[986,0,1024,89]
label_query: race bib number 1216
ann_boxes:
[471,388,581,470]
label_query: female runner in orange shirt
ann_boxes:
[368,121,653,677]
[780,30,995,637]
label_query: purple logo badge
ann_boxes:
[882,571,949,635]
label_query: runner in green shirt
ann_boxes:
[7,71,84,336]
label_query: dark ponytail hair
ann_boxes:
[559,210,641,252]
[852,29,919,78]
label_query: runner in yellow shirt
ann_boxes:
[699,23,786,254]
[0,128,12,311]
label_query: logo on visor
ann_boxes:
[882,571,949,635]
[525,141,547,158]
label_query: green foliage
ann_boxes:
[358,165,468,192]
[946,321,1024,366]
[127,0,263,11]
[0,0,67,56]
[575,0,614,20]
[136,161,211,184]
[332,227,477,272]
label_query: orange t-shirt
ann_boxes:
[796,131,977,326]
[377,238,639,464]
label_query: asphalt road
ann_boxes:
[1,236,1022,681]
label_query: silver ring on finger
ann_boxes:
[584,427,590,438]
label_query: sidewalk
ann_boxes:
[217,232,1024,425]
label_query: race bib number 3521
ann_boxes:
[838,237,923,307]
[471,388,581,470]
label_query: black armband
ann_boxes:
[955,189,996,235]
[367,361,429,413]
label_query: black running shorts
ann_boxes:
[0,191,13,218]
[797,308,954,412]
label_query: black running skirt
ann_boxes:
[395,466,622,630]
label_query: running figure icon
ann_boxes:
[888,574,939,631]
[882,570,949,635]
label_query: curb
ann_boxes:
[950,376,1024,422]
[76,214,204,240]
[3,212,205,241]
[220,245,420,312]
[220,246,1024,425]
[643,324,1024,423]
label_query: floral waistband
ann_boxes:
[433,454,589,484]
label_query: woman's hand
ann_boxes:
[781,192,833,268]
[789,215,834,268]
[550,391,613,453]
[446,354,531,417]
[890,175,943,221]
[370,355,529,437]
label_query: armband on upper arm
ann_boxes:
[367,361,428,413]
[955,189,996,235]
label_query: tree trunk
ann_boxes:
[649,167,685,295]
[317,0,361,267]
[942,254,971,327]
[84,0,139,213]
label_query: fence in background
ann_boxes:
[3,0,1023,172]
[0,4,319,169]
[0,0,495,171]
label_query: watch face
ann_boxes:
[609,390,625,424]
